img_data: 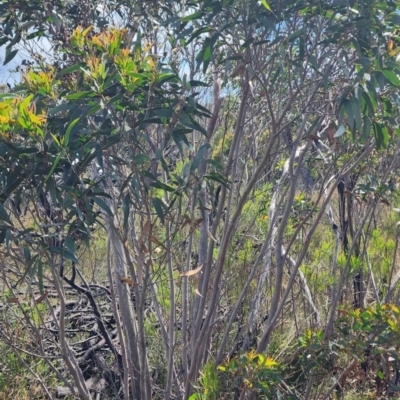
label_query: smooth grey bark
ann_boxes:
[190,75,223,354]
[256,142,372,354]
[91,160,145,400]
[282,246,320,325]
[106,238,130,400]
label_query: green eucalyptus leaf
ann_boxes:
[92,196,113,217]
[3,49,18,65]
[0,202,12,224]
[64,118,80,147]
[382,69,400,87]
[133,154,151,164]
[181,11,203,21]
[288,27,306,42]
[58,62,86,76]
[38,259,44,294]
[152,198,166,224]
[48,246,79,264]
[65,236,75,255]
[334,124,346,138]
[122,194,130,230]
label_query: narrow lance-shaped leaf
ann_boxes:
[151,181,180,194]
[92,196,113,217]
[191,143,211,171]
[44,153,62,183]
[20,255,39,284]
[65,236,75,255]
[64,118,80,147]
[382,69,400,87]
[38,259,44,294]
[180,264,203,277]
[260,0,272,11]
[334,124,346,138]
[48,246,79,264]
[3,49,18,65]
[133,154,151,164]
[5,229,11,250]
[0,202,12,225]
[122,194,130,230]
[152,198,166,224]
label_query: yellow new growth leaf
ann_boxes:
[391,304,400,314]
[29,109,46,126]
[261,0,272,12]
[50,133,61,147]
[257,353,265,363]
[144,42,153,53]
[248,349,257,360]
[244,378,253,388]
[70,26,87,49]
[389,47,400,57]
[120,48,130,58]
[82,26,93,37]
[264,357,278,368]
[388,319,396,330]
[180,264,203,277]
[148,56,155,69]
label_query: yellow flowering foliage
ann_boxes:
[69,26,158,93]
[0,95,46,139]
[114,48,134,70]
[211,131,233,159]
[114,47,140,89]
[23,68,58,98]
[217,350,280,394]
[245,350,278,368]
[85,55,107,83]
[90,28,128,56]
[337,303,400,334]
[70,25,92,50]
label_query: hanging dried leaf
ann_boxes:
[121,277,136,286]
[380,198,390,206]
[194,273,203,297]
[181,214,192,230]
[181,215,203,233]
[7,297,20,304]
[194,218,203,227]
[180,264,203,277]
[34,291,49,304]
[230,63,245,78]
[208,229,218,243]
[150,235,168,251]
[139,219,152,243]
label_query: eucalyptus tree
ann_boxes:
[1,0,400,399]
